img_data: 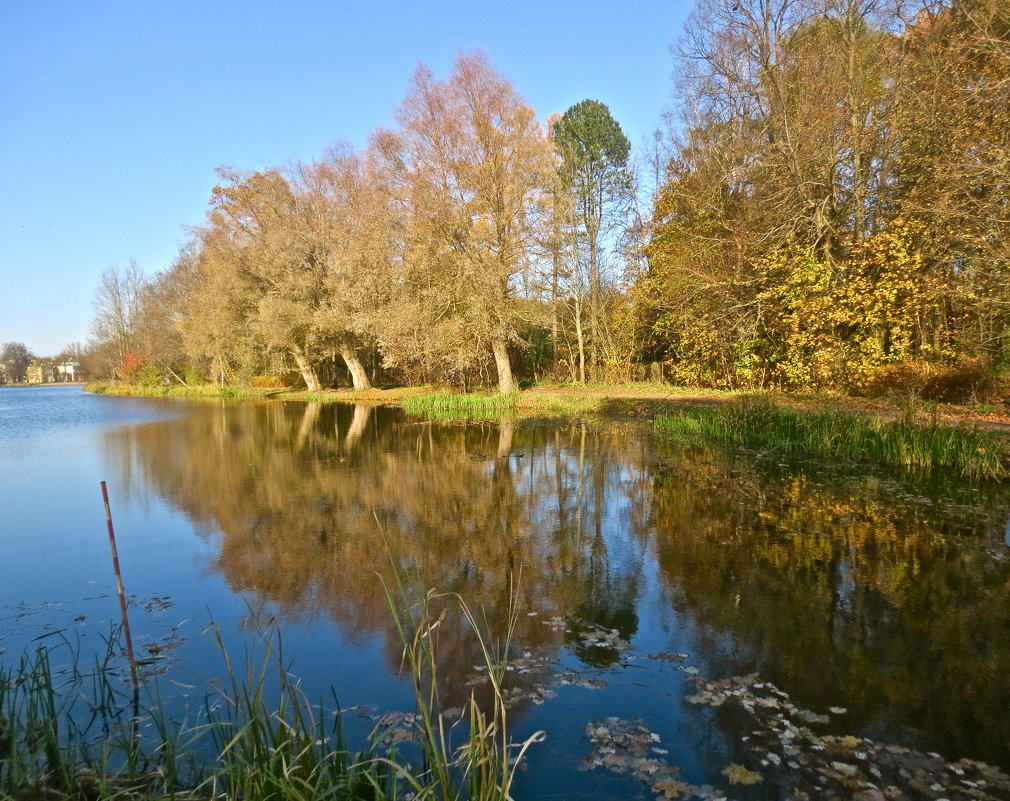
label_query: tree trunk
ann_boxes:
[551,250,560,372]
[340,345,372,390]
[574,296,586,384]
[491,337,515,394]
[588,239,600,381]
[291,346,322,392]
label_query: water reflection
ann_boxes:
[105,403,647,705]
[644,447,1010,766]
[103,402,1010,769]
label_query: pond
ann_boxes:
[2,384,1010,799]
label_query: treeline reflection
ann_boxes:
[106,403,648,704]
[106,403,1010,766]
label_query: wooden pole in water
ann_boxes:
[101,480,140,696]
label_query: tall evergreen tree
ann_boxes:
[551,100,632,380]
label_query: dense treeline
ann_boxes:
[89,0,1010,398]
[640,0,1010,395]
[89,53,637,393]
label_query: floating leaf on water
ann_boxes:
[794,709,830,725]
[722,763,763,785]
[652,779,691,799]
[649,652,689,663]
[829,760,860,778]
[829,706,848,715]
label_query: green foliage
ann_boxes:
[552,100,631,185]
[183,369,206,386]
[654,396,1009,479]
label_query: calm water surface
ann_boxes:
[3,385,1010,797]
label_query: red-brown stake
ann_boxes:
[101,480,139,694]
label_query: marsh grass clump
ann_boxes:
[1,586,542,801]
[200,623,390,801]
[379,567,545,801]
[400,392,520,422]
[0,633,168,801]
[655,395,1009,478]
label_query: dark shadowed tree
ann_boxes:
[1,342,33,383]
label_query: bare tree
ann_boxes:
[89,260,146,379]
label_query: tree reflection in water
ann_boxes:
[104,402,1010,770]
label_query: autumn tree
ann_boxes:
[637,0,1001,391]
[301,145,401,390]
[374,51,556,393]
[895,0,1010,362]
[136,245,202,385]
[182,221,265,386]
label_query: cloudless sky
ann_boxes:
[1,0,692,356]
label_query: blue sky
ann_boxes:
[1,1,692,356]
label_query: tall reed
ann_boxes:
[654,395,1009,478]
[201,622,386,801]
[1,590,544,801]
[379,567,545,801]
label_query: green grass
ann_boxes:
[400,391,520,422]
[654,395,1010,479]
[0,579,541,801]
[379,566,544,801]
[85,382,262,401]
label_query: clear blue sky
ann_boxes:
[1,0,692,356]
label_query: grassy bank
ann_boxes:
[400,391,520,421]
[655,396,1010,479]
[85,381,270,401]
[1,586,537,801]
[83,381,1010,476]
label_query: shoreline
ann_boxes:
[83,380,1010,431]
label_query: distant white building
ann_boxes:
[55,361,80,382]
[25,361,81,384]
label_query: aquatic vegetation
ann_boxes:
[684,673,1010,800]
[654,396,1010,478]
[379,568,545,801]
[0,602,545,801]
[585,671,1010,800]
[400,391,521,421]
